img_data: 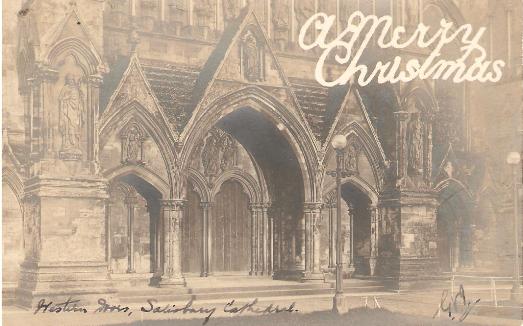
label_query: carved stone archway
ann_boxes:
[179,86,319,203]
[179,87,320,280]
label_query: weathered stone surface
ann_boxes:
[3,0,521,309]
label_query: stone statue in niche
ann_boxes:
[194,0,214,28]
[201,132,221,176]
[404,0,419,27]
[444,161,454,178]
[58,73,85,159]
[345,139,361,173]
[294,0,314,42]
[242,30,263,82]
[121,122,146,164]
[201,129,237,177]
[294,0,313,26]
[339,0,352,19]
[220,134,236,170]
[407,112,424,175]
[223,0,240,25]
[271,0,289,49]
[168,0,187,33]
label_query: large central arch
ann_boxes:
[179,86,319,203]
[179,86,323,279]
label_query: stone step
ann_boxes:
[116,280,387,305]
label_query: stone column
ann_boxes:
[273,208,282,272]
[260,204,269,275]
[106,199,113,273]
[155,205,163,276]
[345,203,355,276]
[268,208,274,276]
[200,202,212,277]
[312,204,322,274]
[87,75,102,164]
[304,205,312,273]
[394,111,410,183]
[160,199,185,286]
[125,193,137,273]
[249,203,259,275]
[297,213,306,271]
[188,0,194,25]
[160,0,166,21]
[130,0,136,16]
[423,112,434,184]
[303,202,323,281]
[369,205,378,276]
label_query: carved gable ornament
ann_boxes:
[240,29,265,82]
[120,121,147,164]
[111,60,157,115]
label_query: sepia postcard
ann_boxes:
[2,0,522,325]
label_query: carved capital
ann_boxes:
[347,202,355,215]
[394,111,410,121]
[303,202,322,213]
[199,201,214,209]
[88,74,103,86]
[161,199,186,210]
[249,203,263,211]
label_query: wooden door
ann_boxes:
[182,188,203,273]
[211,180,251,272]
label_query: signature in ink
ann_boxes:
[433,284,480,322]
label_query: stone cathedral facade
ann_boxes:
[2,0,521,306]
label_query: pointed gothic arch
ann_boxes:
[187,168,211,203]
[47,37,102,76]
[103,165,170,199]
[180,86,319,202]
[323,175,379,207]
[323,121,386,193]
[100,100,178,197]
[211,168,263,203]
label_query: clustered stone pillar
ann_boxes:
[303,202,324,281]
[160,199,185,286]
[369,205,379,276]
[423,112,434,184]
[297,214,306,271]
[395,111,410,183]
[343,203,355,276]
[249,203,258,275]
[200,202,212,277]
[249,203,271,276]
[106,198,113,274]
[272,207,283,273]
[125,193,137,273]
[260,204,269,275]
[312,205,322,274]
[268,209,274,276]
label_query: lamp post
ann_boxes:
[507,151,521,300]
[330,134,349,314]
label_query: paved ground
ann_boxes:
[3,290,522,326]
